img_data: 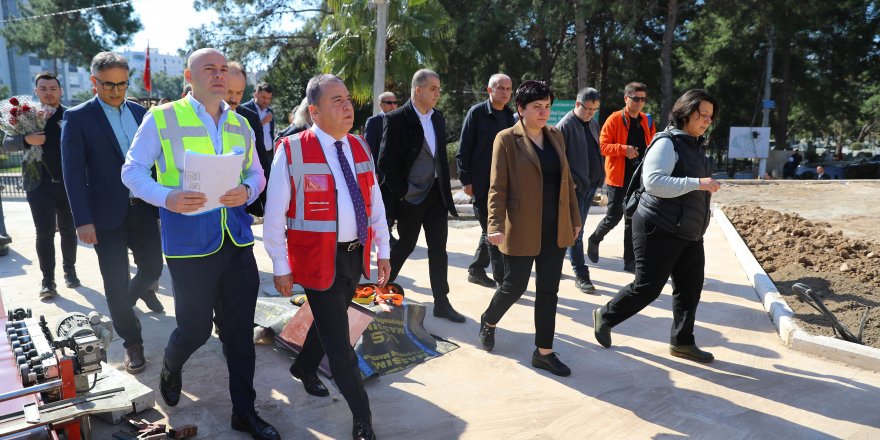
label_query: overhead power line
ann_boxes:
[0,0,134,24]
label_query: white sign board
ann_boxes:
[728,127,771,159]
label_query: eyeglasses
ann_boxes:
[95,78,129,91]
[381,100,399,105]
[627,95,647,103]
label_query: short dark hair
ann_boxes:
[624,82,647,96]
[255,82,273,94]
[669,89,719,129]
[514,80,554,112]
[34,71,60,87]
[576,87,600,103]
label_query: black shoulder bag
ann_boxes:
[624,132,672,219]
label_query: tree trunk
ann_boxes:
[574,0,588,91]
[660,0,678,128]
[775,37,792,151]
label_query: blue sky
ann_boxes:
[115,0,218,56]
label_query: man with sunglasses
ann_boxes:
[61,52,164,375]
[586,82,655,273]
[364,91,398,159]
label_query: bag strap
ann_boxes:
[624,131,675,201]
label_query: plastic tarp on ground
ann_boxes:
[254,297,458,379]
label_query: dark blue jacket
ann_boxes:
[60,97,149,230]
[363,113,385,160]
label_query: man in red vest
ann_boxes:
[264,74,390,440]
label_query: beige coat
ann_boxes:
[487,122,580,256]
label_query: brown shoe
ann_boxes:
[124,344,147,374]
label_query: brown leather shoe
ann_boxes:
[124,344,147,374]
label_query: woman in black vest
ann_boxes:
[592,89,721,363]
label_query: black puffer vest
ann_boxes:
[637,130,711,241]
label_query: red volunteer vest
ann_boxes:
[283,130,376,291]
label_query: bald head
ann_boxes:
[185,48,228,105]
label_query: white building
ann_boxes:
[120,49,185,88]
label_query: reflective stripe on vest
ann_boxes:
[152,98,254,187]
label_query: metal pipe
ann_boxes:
[0,380,61,403]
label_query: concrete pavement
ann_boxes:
[1,197,879,439]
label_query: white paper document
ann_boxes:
[181,149,245,216]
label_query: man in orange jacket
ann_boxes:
[586,82,656,273]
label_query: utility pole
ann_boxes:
[372,0,388,116]
[759,31,774,178]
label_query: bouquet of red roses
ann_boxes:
[0,96,53,191]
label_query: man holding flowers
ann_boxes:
[1,72,78,298]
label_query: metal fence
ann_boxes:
[0,151,25,197]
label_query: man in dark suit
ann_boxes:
[61,52,164,374]
[363,91,399,159]
[816,165,831,180]
[557,87,604,294]
[378,69,463,323]
[225,62,269,217]
[242,82,275,166]
[2,72,78,298]
[456,73,514,289]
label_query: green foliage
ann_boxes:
[0,84,10,100]
[261,20,322,116]
[319,0,453,104]
[0,0,141,68]
[129,71,185,101]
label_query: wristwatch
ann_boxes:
[243,183,253,200]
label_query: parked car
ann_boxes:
[796,160,880,179]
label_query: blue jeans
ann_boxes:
[569,186,597,277]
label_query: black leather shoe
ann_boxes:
[467,271,497,288]
[575,274,596,294]
[531,349,571,377]
[289,364,329,397]
[623,262,635,273]
[0,233,11,245]
[39,280,57,299]
[141,289,164,313]
[670,344,714,363]
[0,244,8,257]
[352,415,376,440]
[231,412,280,440]
[63,273,80,288]
[159,363,182,406]
[478,315,495,352]
[587,235,600,263]
[593,308,612,348]
[433,303,466,323]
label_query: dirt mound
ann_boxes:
[725,205,880,348]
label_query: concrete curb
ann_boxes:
[713,207,880,372]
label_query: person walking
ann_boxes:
[61,52,164,374]
[121,48,279,440]
[593,89,721,363]
[586,82,656,273]
[2,72,78,297]
[479,80,581,376]
[265,73,389,440]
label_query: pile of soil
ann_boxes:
[725,205,880,348]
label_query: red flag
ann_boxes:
[143,44,152,93]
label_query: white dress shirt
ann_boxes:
[263,125,391,276]
[121,93,265,209]
[415,106,436,156]
[256,104,273,151]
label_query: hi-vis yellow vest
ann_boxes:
[151,98,256,258]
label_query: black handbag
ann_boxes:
[624,132,673,219]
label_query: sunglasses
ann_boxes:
[627,95,647,103]
[381,100,399,105]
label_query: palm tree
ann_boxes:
[319,0,452,104]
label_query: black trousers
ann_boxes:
[294,246,371,418]
[600,211,705,346]
[93,200,163,348]
[468,195,503,282]
[483,233,566,349]
[389,184,450,301]
[26,181,76,282]
[164,238,259,417]
[591,184,634,265]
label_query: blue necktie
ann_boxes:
[334,141,368,245]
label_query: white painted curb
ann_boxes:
[714,207,880,372]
